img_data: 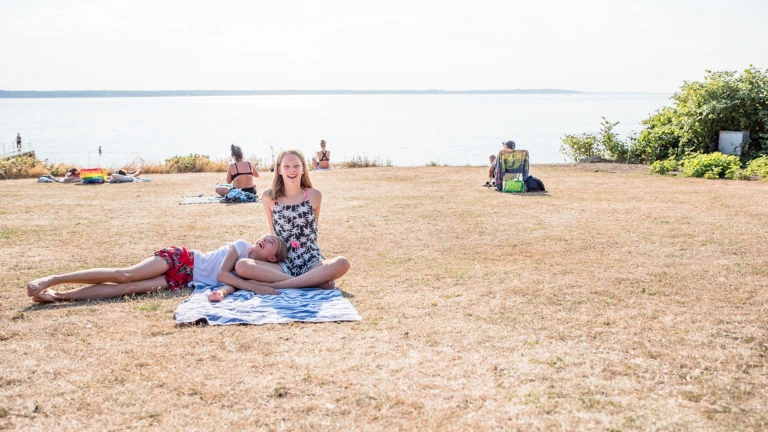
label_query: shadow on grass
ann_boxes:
[20,287,194,313]
[499,192,552,198]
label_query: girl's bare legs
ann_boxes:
[252,256,350,289]
[34,276,169,303]
[216,186,231,196]
[234,259,340,289]
[27,256,170,297]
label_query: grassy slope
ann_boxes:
[1,165,767,430]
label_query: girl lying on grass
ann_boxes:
[26,235,289,303]
[231,149,351,292]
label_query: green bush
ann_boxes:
[746,155,768,179]
[560,133,602,162]
[0,155,48,180]
[649,157,679,175]
[679,153,743,179]
[561,117,642,163]
[637,66,768,163]
[600,118,630,162]
[164,154,220,173]
[338,154,392,169]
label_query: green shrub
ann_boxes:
[637,66,768,163]
[0,155,50,180]
[164,154,227,173]
[679,152,743,179]
[560,133,602,162]
[649,157,679,175]
[600,118,630,162]
[338,154,392,169]
[746,155,768,179]
[560,117,639,163]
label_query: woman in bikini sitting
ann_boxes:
[216,144,259,196]
[311,140,331,170]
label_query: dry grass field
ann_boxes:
[1,165,767,430]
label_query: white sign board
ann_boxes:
[718,131,749,156]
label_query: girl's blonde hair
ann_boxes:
[273,236,288,263]
[269,149,313,201]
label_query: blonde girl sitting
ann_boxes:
[234,148,350,290]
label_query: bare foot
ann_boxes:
[33,288,61,303]
[318,280,336,290]
[27,276,58,297]
[208,289,225,302]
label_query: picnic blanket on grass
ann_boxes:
[174,284,362,325]
[181,195,226,205]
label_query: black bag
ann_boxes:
[524,175,546,192]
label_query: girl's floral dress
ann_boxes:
[272,190,325,276]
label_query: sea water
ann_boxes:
[0,93,671,167]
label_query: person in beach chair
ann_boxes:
[494,140,530,192]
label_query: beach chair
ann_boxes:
[494,149,530,192]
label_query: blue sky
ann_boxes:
[2,0,766,92]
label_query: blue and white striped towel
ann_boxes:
[174,284,362,325]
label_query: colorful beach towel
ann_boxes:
[174,284,362,325]
[80,168,108,184]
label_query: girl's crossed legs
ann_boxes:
[26,256,171,303]
[234,256,350,290]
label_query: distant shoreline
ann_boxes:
[0,89,585,99]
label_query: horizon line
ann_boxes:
[0,88,671,98]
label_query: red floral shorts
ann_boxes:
[154,246,195,290]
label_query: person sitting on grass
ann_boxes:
[311,140,332,170]
[230,149,351,294]
[216,144,259,196]
[26,235,289,303]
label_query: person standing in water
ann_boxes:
[98,146,102,156]
[311,140,331,170]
